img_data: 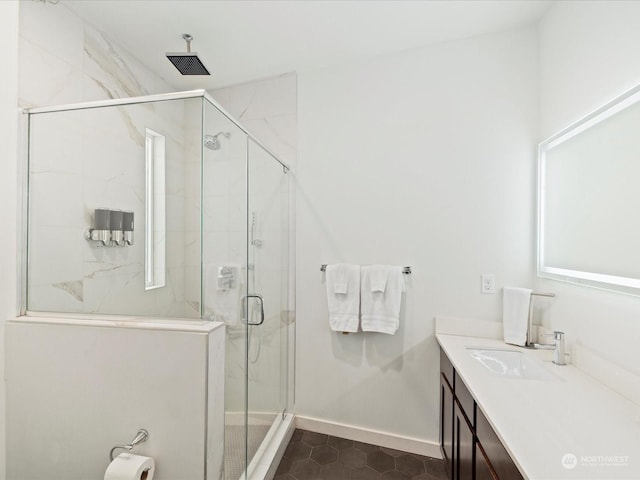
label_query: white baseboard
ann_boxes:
[294,415,442,459]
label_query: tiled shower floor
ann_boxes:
[274,429,448,480]
[225,423,271,480]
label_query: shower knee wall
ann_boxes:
[5,317,225,480]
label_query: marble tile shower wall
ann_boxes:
[18,2,171,108]
[20,2,201,317]
[19,3,298,329]
[211,73,297,168]
[27,100,197,317]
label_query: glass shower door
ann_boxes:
[244,138,289,474]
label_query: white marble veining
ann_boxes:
[437,332,640,479]
[84,26,151,101]
[20,4,296,322]
[18,37,85,109]
[26,93,202,316]
[21,1,202,317]
[19,0,85,69]
[210,72,297,168]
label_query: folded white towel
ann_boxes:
[325,264,361,332]
[502,287,532,346]
[361,265,404,335]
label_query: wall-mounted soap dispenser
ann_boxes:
[85,209,134,247]
[85,208,112,246]
[110,210,125,246]
[123,211,134,246]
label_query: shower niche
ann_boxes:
[21,90,293,479]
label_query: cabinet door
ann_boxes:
[476,408,524,480]
[440,373,454,479]
[476,442,499,480]
[454,400,474,480]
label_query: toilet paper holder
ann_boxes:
[109,429,149,462]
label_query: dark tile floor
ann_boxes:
[275,429,448,480]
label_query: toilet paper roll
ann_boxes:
[104,453,155,480]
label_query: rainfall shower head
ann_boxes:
[166,34,210,76]
[204,132,231,151]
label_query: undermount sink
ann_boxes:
[467,348,558,381]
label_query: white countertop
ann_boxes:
[437,333,640,479]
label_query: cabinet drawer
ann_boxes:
[476,408,524,480]
[454,372,474,427]
[440,348,454,387]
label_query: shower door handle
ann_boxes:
[242,294,265,326]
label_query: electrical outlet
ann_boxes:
[481,274,496,294]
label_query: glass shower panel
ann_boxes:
[245,137,289,471]
[26,97,203,317]
[26,91,292,480]
[200,100,249,480]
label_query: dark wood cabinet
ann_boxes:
[439,347,524,480]
[454,400,474,480]
[440,373,454,478]
[476,407,523,480]
[475,443,499,480]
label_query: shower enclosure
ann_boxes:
[22,90,293,479]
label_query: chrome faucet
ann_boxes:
[534,331,566,365]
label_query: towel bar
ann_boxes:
[320,264,412,274]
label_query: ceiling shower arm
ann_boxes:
[182,33,192,52]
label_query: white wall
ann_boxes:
[296,26,538,445]
[537,1,640,373]
[0,2,19,479]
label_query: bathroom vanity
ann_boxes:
[440,347,523,480]
[436,317,640,480]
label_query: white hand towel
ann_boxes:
[331,265,349,294]
[502,287,532,346]
[361,265,404,335]
[325,264,361,332]
[370,269,388,293]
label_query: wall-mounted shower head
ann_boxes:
[204,132,231,151]
[166,34,210,76]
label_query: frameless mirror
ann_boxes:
[538,84,640,294]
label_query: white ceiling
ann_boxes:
[63,0,552,90]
